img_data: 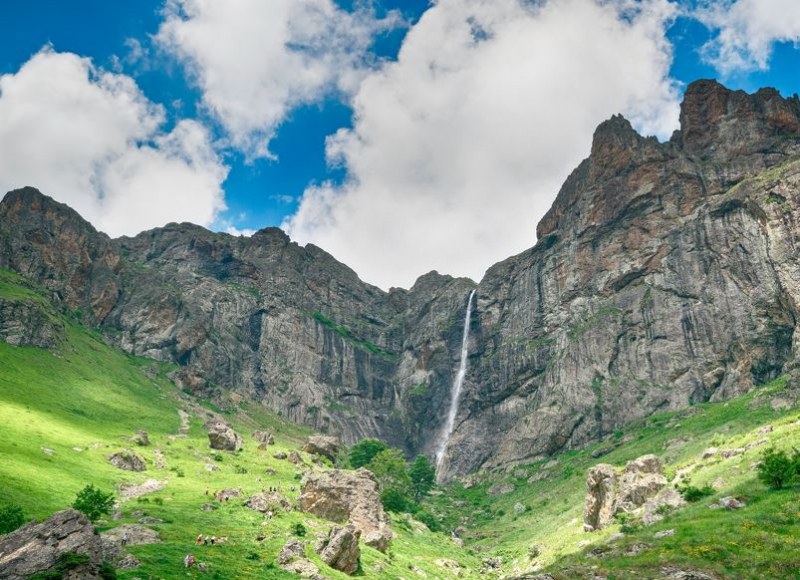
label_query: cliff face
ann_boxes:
[2,80,800,480]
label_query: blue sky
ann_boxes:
[0,0,798,288]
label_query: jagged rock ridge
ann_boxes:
[2,80,800,481]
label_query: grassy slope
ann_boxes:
[0,270,480,579]
[428,377,800,579]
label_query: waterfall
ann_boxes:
[435,289,476,475]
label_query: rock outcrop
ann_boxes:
[205,420,243,451]
[108,450,147,472]
[303,435,341,462]
[277,539,322,578]
[0,509,103,579]
[584,454,677,531]
[246,491,291,513]
[3,81,800,479]
[299,469,392,552]
[317,524,361,574]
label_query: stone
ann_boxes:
[205,420,242,451]
[246,491,292,513]
[277,539,321,578]
[0,509,103,579]
[200,503,217,511]
[712,496,746,510]
[204,463,220,472]
[299,469,392,552]
[654,529,676,538]
[214,488,242,502]
[274,451,288,460]
[100,524,161,546]
[132,430,150,446]
[583,464,618,532]
[617,455,667,512]
[108,449,147,472]
[317,524,361,575]
[487,483,514,496]
[303,435,341,462]
[252,430,275,446]
[41,447,55,455]
[643,487,686,525]
[288,450,303,465]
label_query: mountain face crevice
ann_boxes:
[2,80,800,481]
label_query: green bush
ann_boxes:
[349,439,389,469]
[99,561,118,580]
[679,484,715,502]
[0,504,26,535]
[72,484,115,523]
[413,508,441,532]
[292,523,307,537]
[380,487,411,513]
[757,447,800,490]
[409,455,436,501]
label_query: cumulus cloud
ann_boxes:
[156,0,401,159]
[696,0,800,75]
[284,0,681,289]
[0,48,228,237]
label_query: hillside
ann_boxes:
[1,267,799,579]
[2,80,800,481]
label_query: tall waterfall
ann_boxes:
[435,290,476,475]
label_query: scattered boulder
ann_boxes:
[137,517,163,525]
[246,491,292,513]
[654,529,676,538]
[317,525,361,575]
[214,488,242,502]
[132,430,150,446]
[252,431,275,449]
[710,496,746,510]
[205,420,243,451]
[481,557,503,574]
[288,451,303,465]
[0,509,103,579]
[643,487,686,525]
[274,451,288,460]
[583,464,618,532]
[117,478,165,501]
[101,524,161,546]
[303,435,341,462]
[204,463,220,472]
[487,483,514,496]
[618,455,668,512]
[299,469,392,552]
[108,450,147,472]
[660,567,717,579]
[200,503,217,511]
[277,539,322,578]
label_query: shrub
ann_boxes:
[292,522,307,537]
[212,453,224,462]
[99,561,117,580]
[380,487,411,513]
[234,465,248,474]
[72,484,115,523]
[409,455,436,501]
[349,439,389,469]
[0,504,26,535]
[757,447,800,490]
[679,484,715,502]
[413,508,441,532]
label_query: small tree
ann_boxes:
[757,448,799,490]
[368,449,412,494]
[380,488,411,513]
[0,504,25,535]
[349,439,389,469]
[409,455,436,501]
[73,484,115,523]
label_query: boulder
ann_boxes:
[0,509,103,579]
[643,487,686,525]
[303,436,340,462]
[617,455,667,512]
[100,524,161,546]
[299,469,392,552]
[487,483,514,496]
[246,491,292,513]
[252,430,275,448]
[214,488,242,502]
[317,525,361,575]
[108,449,146,472]
[205,420,243,451]
[274,451,288,460]
[583,464,617,532]
[277,539,322,578]
[132,430,150,446]
[288,451,303,465]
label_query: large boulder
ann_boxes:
[317,525,361,575]
[583,464,618,532]
[303,436,340,462]
[246,491,292,513]
[108,450,147,472]
[277,539,322,578]
[618,455,668,512]
[643,487,687,525]
[0,509,103,579]
[299,469,392,552]
[205,420,243,451]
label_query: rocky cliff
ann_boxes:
[2,80,800,481]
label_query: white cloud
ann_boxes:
[285,0,681,289]
[156,0,401,159]
[0,48,228,237]
[696,0,800,75]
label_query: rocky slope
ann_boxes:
[2,79,800,481]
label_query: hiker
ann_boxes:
[204,535,209,545]
[121,532,129,547]
[196,534,203,545]
[210,535,216,545]
[184,554,195,568]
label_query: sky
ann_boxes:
[0,0,798,289]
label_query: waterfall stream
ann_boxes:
[434,289,476,475]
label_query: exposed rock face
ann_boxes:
[303,435,341,462]
[277,539,322,578]
[317,524,361,574]
[3,81,800,478]
[205,420,242,451]
[0,509,103,579]
[0,296,65,348]
[583,464,618,532]
[584,454,673,531]
[299,469,392,552]
[108,450,147,471]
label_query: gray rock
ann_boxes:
[0,509,103,579]
[132,430,150,446]
[317,525,361,575]
[303,435,341,462]
[487,483,514,496]
[205,420,242,451]
[108,450,146,471]
[583,464,617,532]
[654,529,676,538]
